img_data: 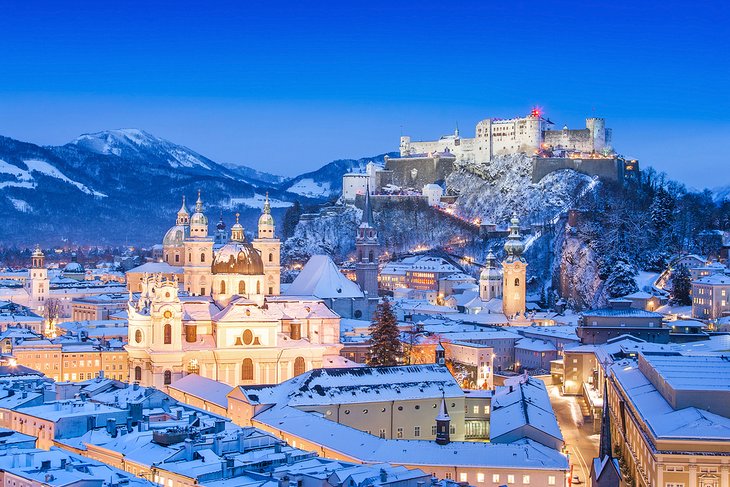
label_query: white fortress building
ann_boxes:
[125,193,344,388]
[399,109,611,163]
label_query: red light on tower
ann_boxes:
[530,106,543,118]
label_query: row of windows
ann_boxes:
[445,472,554,485]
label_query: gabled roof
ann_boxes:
[168,374,233,408]
[284,255,364,299]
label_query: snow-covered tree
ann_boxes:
[605,257,639,298]
[671,264,692,306]
[367,298,401,366]
[650,187,676,233]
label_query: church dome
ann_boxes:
[163,225,189,246]
[64,262,84,273]
[212,242,264,275]
[258,212,274,227]
[190,211,208,226]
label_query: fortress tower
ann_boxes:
[502,214,527,318]
[586,117,607,152]
[355,189,379,298]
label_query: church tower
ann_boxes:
[183,190,214,296]
[252,193,281,295]
[502,214,527,318]
[355,189,379,297]
[163,196,190,266]
[434,395,451,445]
[479,251,503,302]
[28,245,49,314]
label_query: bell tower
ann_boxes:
[502,214,527,318]
[28,245,49,314]
[252,194,281,295]
[355,188,379,297]
[183,190,214,296]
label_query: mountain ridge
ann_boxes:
[0,129,389,245]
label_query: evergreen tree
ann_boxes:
[671,264,692,306]
[605,257,639,298]
[367,298,401,366]
[650,187,676,233]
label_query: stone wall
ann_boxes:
[384,154,455,188]
[532,157,621,182]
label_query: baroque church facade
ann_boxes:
[126,193,343,388]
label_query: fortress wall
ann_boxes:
[531,157,620,183]
[543,129,594,152]
[384,155,455,188]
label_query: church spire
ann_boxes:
[599,372,613,460]
[361,183,375,228]
[263,192,271,215]
[504,213,525,262]
[177,195,190,225]
[195,189,203,213]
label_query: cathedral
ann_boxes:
[126,193,343,388]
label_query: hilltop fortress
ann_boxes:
[400,110,611,163]
[390,110,638,187]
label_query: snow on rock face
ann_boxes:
[446,154,593,224]
[552,217,606,310]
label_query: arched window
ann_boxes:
[268,253,273,262]
[294,357,306,376]
[242,358,254,381]
[134,329,143,344]
[220,280,226,294]
[368,250,374,263]
[163,370,172,385]
[164,324,172,344]
[239,281,245,294]
[514,278,520,287]
[134,366,142,381]
[201,253,206,263]
[256,281,261,294]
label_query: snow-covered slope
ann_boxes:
[71,129,234,176]
[446,154,595,224]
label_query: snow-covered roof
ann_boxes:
[515,338,557,352]
[127,262,183,274]
[168,374,233,408]
[239,365,462,407]
[490,378,563,445]
[252,405,568,470]
[694,274,730,285]
[284,255,364,299]
[610,359,730,441]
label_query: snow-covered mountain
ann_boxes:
[0,131,326,245]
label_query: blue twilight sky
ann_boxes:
[0,0,728,188]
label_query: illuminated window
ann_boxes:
[477,473,484,483]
